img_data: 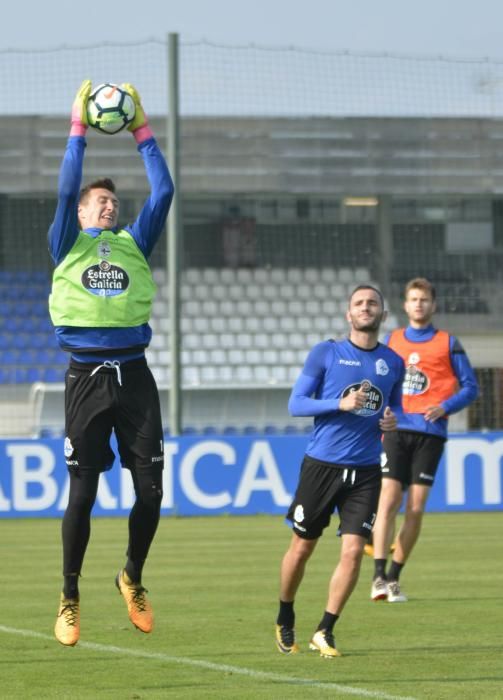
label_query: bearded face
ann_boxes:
[347,288,385,333]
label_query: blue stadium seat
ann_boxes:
[3,317,24,332]
[26,367,42,382]
[38,427,65,439]
[13,367,28,383]
[6,285,29,301]
[54,351,69,366]
[12,333,31,350]
[0,368,13,383]
[181,426,198,435]
[16,301,32,317]
[1,349,18,365]
[31,301,47,317]
[32,333,49,349]
[45,334,60,350]
[17,349,38,365]
[30,270,50,284]
[13,271,49,284]
[17,318,40,333]
[34,348,53,365]
[36,317,53,333]
[42,367,65,382]
[22,285,49,300]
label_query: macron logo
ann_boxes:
[339,359,361,366]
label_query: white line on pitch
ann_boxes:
[0,625,416,700]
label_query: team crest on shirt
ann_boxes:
[343,379,383,417]
[375,358,389,376]
[97,241,112,258]
[408,352,420,365]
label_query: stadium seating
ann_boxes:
[0,266,400,386]
[0,266,396,387]
[147,266,398,387]
[0,272,67,384]
[2,265,490,435]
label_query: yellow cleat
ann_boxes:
[363,542,374,557]
[55,594,80,646]
[363,541,396,557]
[309,629,342,658]
[115,570,154,633]
[275,624,300,654]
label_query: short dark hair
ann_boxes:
[79,178,116,204]
[404,277,436,301]
[349,284,384,307]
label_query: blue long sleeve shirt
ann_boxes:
[48,135,174,360]
[289,338,405,466]
[383,325,479,438]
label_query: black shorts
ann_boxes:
[381,430,445,488]
[286,455,381,540]
[64,357,164,474]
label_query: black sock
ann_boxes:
[63,573,79,599]
[317,611,339,632]
[388,560,404,582]
[125,558,145,584]
[374,558,387,580]
[125,467,163,585]
[276,600,295,628]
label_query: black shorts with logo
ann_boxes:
[286,455,381,540]
[64,357,164,474]
[381,430,445,488]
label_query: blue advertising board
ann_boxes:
[0,432,502,517]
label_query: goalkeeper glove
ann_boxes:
[70,79,91,137]
[122,83,153,143]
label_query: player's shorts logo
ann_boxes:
[64,437,74,458]
[294,504,305,522]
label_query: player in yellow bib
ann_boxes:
[51,81,174,646]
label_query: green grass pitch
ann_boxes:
[1,512,502,699]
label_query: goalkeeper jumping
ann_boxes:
[49,81,174,646]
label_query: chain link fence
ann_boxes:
[0,39,502,433]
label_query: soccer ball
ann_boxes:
[86,83,135,135]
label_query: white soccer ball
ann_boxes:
[87,83,135,135]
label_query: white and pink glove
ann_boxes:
[122,83,153,144]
